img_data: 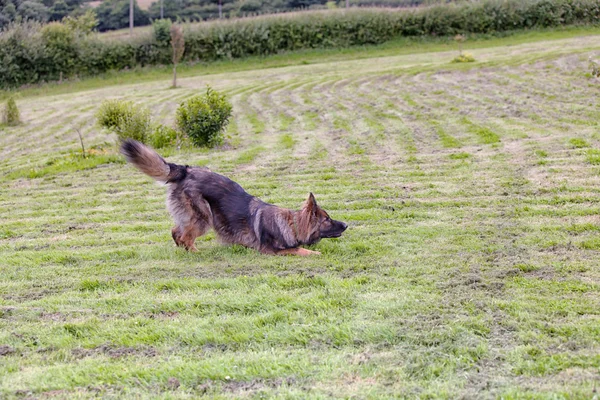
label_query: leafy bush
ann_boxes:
[2,96,21,126]
[96,100,130,130]
[150,124,178,148]
[452,52,475,63]
[176,87,232,147]
[96,100,151,142]
[97,100,178,147]
[40,22,78,79]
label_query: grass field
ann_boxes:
[1,32,600,398]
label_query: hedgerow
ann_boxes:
[1,0,599,87]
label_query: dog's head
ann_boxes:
[298,193,347,245]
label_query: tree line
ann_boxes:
[1,0,436,32]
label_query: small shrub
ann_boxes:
[150,124,178,148]
[119,109,152,143]
[96,100,151,143]
[176,87,232,148]
[96,100,133,130]
[452,52,476,63]
[2,96,21,126]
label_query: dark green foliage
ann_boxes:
[148,0,243,21]
[40,22,77,78]
[96,100,151,143]
[0,0,85,26]
[153,18,171,46]
[238,0,262,13]
[2,96,21,126]
[146,0,331,21]
[0,22,47,87]
[288,0,326,8]
[95,0,149,32]
[2,0,600,87]
[17,1,49,22]
[350,0,432,5]
[49,0,69,21]
[2,3,18,22]
[0,13,10,29]
[176,87,232,147]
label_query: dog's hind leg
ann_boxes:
[179,221,210,252]
[167,188,212,252]
[171,226,184,247]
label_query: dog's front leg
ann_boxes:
[275,248,321,256]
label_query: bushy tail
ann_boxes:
[120,139,186,182]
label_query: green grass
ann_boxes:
[461,117,501,144]
[1,30,600,399]
[586,149,600,164]
[3,150,123,181]
[433,123,462,148]
[569,138,590,148]
[235,146,265,164]
[449,152,471,160]
[279,133,295,149]
[247,112,266,135]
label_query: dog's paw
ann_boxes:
[299,248,321,256]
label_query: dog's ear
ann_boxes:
[305,192,318,215]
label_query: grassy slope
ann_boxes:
[1,32,600,398]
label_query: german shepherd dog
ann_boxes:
[120,140,347,256]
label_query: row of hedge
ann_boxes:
[2,0,600,87]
